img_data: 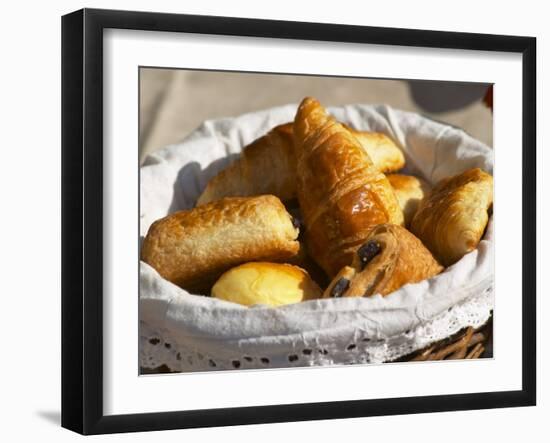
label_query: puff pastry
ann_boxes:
[212,262,322,307]
[197,123,296,206]
[140,195,300,292]
[343,124,405,173]
[197,122,405,205]
[293,97,404,277]
[323,224,443,298]
[410,168,493,266]
[387,174,432,226]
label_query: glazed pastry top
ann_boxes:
[212,262,322,307]
[196,121,404,206]
[293,97,404,276]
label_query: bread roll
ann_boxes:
[212,262,322,307]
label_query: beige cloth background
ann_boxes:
[139,69,492,162]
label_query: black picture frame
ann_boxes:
[62,8,536,435]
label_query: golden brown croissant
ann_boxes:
[211,262,322,307]
[140,195,300,292]
[197,123,296,206]
[410,168,493,266]
[343,124,405,173]
[322,224,443,298]
[293,97,404,277]
[387,174,432,226]
[197,122,405,205]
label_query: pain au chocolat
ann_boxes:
[323,224,443,298]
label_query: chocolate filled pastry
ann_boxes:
[410,168,493,266]
[140,195,300,292]
[293,97,404,277]
[197,122,405,206]
[387,174,432,226]
[212,262,322,307]
[323,224,443,298]
[322,266,356,299]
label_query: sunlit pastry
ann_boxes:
[293,97,404,277]
[343,124,405,173]
[387,174,432,226]
[197,121,405,206]
[140,195,300,292]
[410,168,493,266]
[322,266,356,299]
[197,123,296,205]
[212,262,322,307]
[323,224,443,298]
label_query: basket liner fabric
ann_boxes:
[139,104,494,372]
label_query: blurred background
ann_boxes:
[139,68,492,162]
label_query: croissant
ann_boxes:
[197,123,296,206]
[387,174,432,226]
[197,122,405,206]
[293,97,404,277]
[410,168,493,266]
[323,224,443,298]
[140,195,300,292]
[343,124,405,173]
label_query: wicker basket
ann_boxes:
[397,318,492,362]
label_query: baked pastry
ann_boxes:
[322,266,357,299]
[293,97,404,277]
[212,262,322,307]
[197,122,405,206]
[343,124,405,173]
[387,174,432,226]
[410,168,493,266]
[323,224,443,298]
[140,195,300,292]
[197,123,296,205]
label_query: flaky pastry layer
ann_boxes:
[141,195,300,292]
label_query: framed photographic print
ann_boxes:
[61,8,536,435]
